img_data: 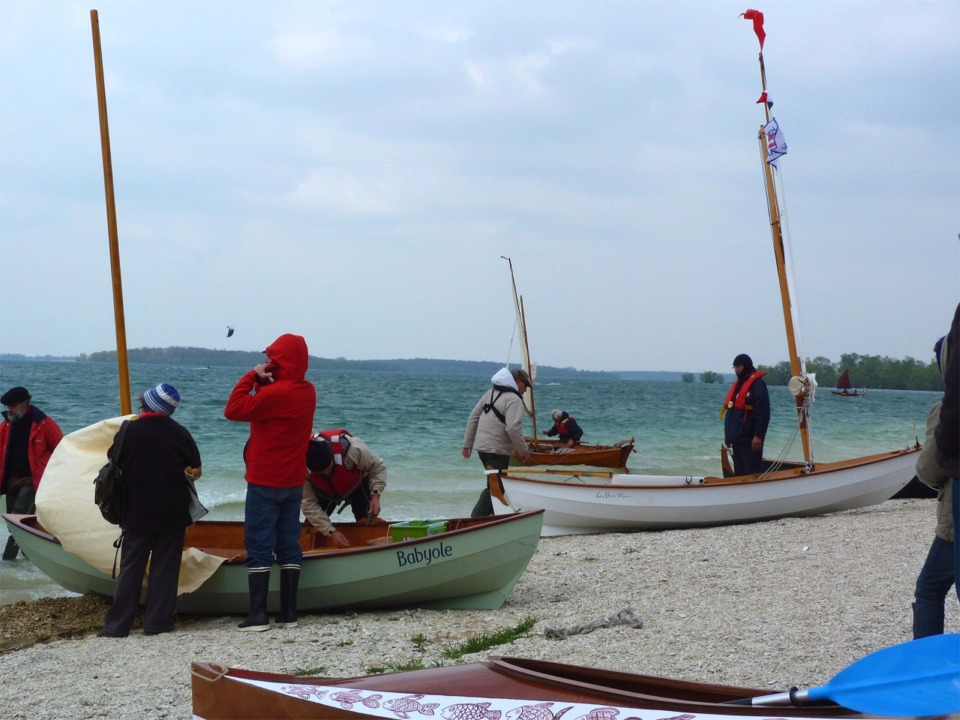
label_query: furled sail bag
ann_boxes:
[93,420,131,525]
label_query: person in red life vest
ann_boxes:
[720,353,770,476]
[0,386,64,560]
[543,409,584,448]
[98,383,202,638]
[303,430,387,549]
[224,334,316,632]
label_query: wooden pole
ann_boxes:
[758,124,813,466]
[90,9,131,415]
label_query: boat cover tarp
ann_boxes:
[35,417,225,594]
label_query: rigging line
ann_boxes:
[754,389,816,480]
[504,318,518,369]
[775,164,809,375]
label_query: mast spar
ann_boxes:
[749,13,813,467]
[91,9,131,415]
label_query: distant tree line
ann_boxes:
[759,353,943,391]
[680,355,942,391]
[41,348,948,390]
[76,347,611,380]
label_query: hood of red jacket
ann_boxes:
[264,334,309,382]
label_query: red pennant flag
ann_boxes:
[755,91,767,104]
[741,9,766,51]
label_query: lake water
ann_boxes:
[0,359,940,605]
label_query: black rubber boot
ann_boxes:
[275,565,301,628]
[2,536,19,561]
[237,568,271,632]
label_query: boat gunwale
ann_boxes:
[190,657,896,718]
[500,446,921,490]
[2,509,546,565]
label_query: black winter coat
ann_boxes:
[108,414,202,532]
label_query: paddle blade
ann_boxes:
[807,633,960,716]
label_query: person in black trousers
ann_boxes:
[98,383,201,637]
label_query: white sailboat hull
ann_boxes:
[493,448,919,536]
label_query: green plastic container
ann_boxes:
[389,520,449,542]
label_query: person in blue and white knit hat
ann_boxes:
[98,381,201,638]
[141,383,180,416]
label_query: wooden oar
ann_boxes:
[729,633,960,716]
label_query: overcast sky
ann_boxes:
[1,0,957,373]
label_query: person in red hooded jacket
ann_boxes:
[224,334,316,632]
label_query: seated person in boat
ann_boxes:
[303,429,387,548]
[721,353,770,476]
[543,409,584,448]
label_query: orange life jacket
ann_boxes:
[307,429,363,502]
[554,415,576,435]
[720,371,766,419]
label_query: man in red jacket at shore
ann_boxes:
[1,386,63,560]
[224,334,316,632]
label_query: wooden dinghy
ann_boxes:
[10,415,542,612]
[514,436,636,469]
[3,509,543,613]
[191,638,958,719]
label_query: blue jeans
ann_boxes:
[243,484,304,569]
[913,535,957,638]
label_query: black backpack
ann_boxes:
[94,420,131,526]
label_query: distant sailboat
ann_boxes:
[226,326,234,338]
[831,369,866,397]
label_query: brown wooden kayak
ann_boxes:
[191,654,909,719]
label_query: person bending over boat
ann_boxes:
[98,383,202,638]
[461,367,533,516]
[302,429,387,548]
[543,409,584,448]
[0,386,63,560]
[913,334,956,637]
[224,334,316,632]
[721,353,770,476]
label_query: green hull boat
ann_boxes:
[3,510,543,614]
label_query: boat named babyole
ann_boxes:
[5,416,543,613]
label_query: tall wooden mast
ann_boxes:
[90,10,131,414]
[753,45,813,466]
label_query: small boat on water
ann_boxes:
[521,436,635,468]
[4,417,543,613]
[488,19,920,535]
[831,369,866,397]
[501,257,636,469]
[191,635,960,719]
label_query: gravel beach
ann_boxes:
[1,499,956,719]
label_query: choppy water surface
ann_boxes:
[0,360,939,603]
